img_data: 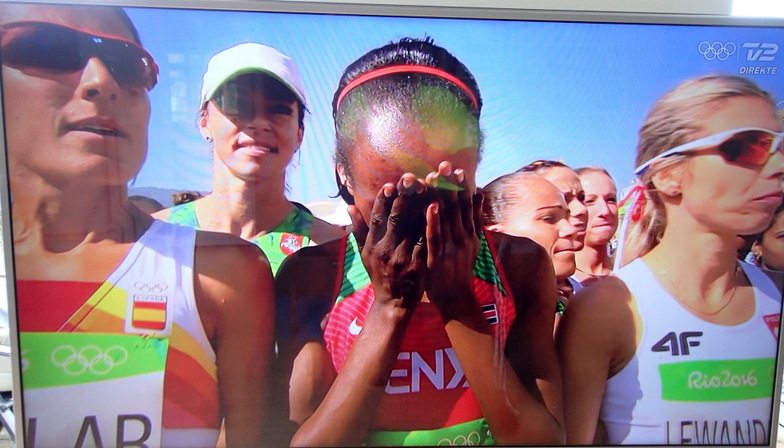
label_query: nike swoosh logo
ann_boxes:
[349,317,363,336]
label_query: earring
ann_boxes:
[205,136,213,143]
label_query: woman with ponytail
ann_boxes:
[557,74,784,445]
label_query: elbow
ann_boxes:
[492,416,565,446]
[290,428,323,447]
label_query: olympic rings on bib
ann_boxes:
[51,345,129,376]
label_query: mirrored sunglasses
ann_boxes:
[635,127,784,176]
[1,21,158,91]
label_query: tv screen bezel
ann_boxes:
[1,1,783,447]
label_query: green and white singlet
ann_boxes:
[167,201,313,275]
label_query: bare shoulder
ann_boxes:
[309,217,347,245]
[276,239,343,351]
[277,239,342,301]
[559,275,639,374]
[569,275,633,317]
[194,229,270,266]
[485,231,556,308]
[193,230,274,337]
[486,231,552,275]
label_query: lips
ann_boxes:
[237,137,278,154]
[753,191,783,204]
[65,117,126,138]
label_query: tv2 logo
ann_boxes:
[743,43,778,62]
[652,331,703,356]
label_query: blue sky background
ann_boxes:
[125,6,784,206]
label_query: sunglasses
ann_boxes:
[211,75,298,121]
[0,21,158,91]
[634,127,784,176]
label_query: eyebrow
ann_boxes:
[535,204,564,212]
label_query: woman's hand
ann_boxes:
[349,173,430,311]
[423,161,483,320]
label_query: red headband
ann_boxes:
[335,64,479,112]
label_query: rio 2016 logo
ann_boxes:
[698,41,779,62]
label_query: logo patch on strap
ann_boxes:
[482,304,498,325]
[280,233,304,255]
[764,314,780,340]
[131,281,169,331]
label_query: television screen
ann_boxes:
[1,0,783,446]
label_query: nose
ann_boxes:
[571,198,588,225]
[595,198,611,218]
[244,105,273,133]
[560,218,578,239]
[765,146,784,182]
[77,57,120,102]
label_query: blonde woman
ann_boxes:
[573,167,618,285]
[557,75,784,445]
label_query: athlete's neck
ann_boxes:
[574,243,612,278]
[644,227,740,304]
[11,179,151,252]
[194,189,295,241]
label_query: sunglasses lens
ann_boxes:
[99,42,157,90]
[2,24,83,72]
[1,23,157,90]
[718,130,775,165]
[213,82,254,120]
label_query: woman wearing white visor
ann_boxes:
[156,43,344,275]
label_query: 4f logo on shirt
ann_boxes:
[652,331,703,356]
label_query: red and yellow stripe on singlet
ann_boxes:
[17,280,220,433]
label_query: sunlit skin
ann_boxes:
[539,166,588,250]
[486,176,577,279]
[557,94,784,446]
[579,171,618,247]
[200,73,304,184]
[672,96,784,238]
[154,72,343,247]
[1,5,274,446]
[574,170,618,282]
[342,91,480,218]
[2,5,149,194]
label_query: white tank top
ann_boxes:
[602,259,781,445]
[21,221,218,448]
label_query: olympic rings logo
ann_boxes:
[51,345,129,376]
[698,41,736,61]
[437,431,482,446]
[134,281,168,294]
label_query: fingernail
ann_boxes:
[403,176,414,189]
[384,184,393,197]
[455,169,464,182]
[432,202,439,214]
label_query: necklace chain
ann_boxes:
[660,263,741,316]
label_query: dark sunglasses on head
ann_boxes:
[635,127,784,176]
[0,21,158,91]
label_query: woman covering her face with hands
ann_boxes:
[277,37,563,446]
